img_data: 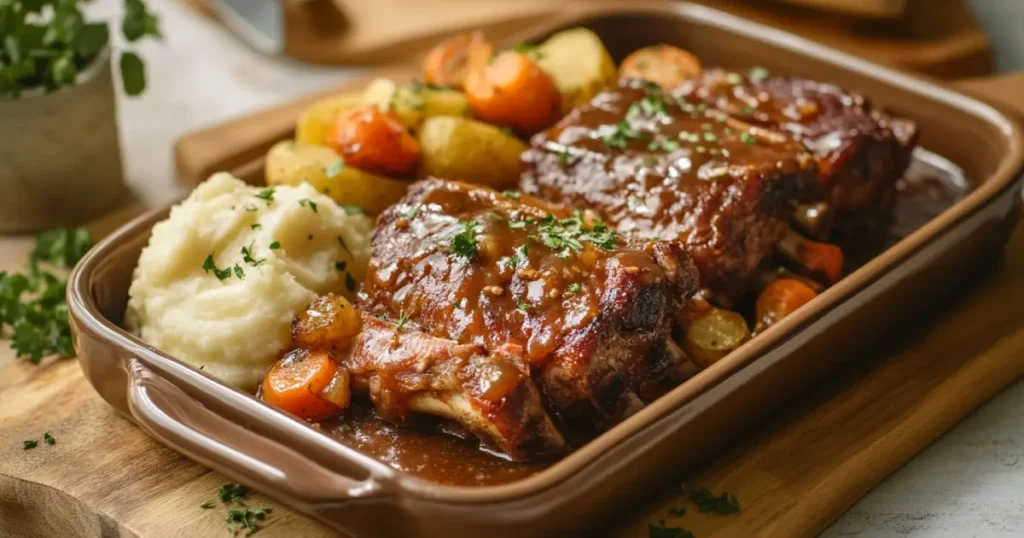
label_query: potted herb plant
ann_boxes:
[0,0,160,232]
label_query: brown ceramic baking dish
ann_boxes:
[68,2,1024,536]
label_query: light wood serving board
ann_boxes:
[0,76,1022,538]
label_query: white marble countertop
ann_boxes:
[90,1,1024,536]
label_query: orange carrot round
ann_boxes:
[465,47,561,134]
[262,349,342,421]
[327,106,421,176]
[755,279,818,332]
[423,31,485,90]
[619,44,702,90]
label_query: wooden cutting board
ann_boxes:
[0,75,1021,538]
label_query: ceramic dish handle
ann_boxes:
[126,359,385,504]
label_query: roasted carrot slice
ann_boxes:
[262,349,343,421]
[464,43,561,134]
[327,106,421,176]
[423,31,485,90]
[776,229,845,284]
[619,44,702,90]
[754,278,818,333]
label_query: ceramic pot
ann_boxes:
[0,47,126,233]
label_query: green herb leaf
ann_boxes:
[687,486,740,514]
[75,23,108,58]
[502,190,520,200]
[450,220,480,261]
[396,313,409,330]
[600,120,644,150]
[22,440,38,450]
[218,483,251,503]
[254,187,275,205]
[202,254,232,281]
[42,432,54,445]
[268,241,281,250]
[200,501,215,509]
[250,223,261,230]
[345,272,357,292]
[324,159,345,178]
[516,297,529,311]
[335,261,347,271]
[740,131,757,144]
[119,51,145,96]
[339,204,365,215]
[122,0,161,42]
[232,264,244,280]
[298,198,318,213]
[749,66,770,82]
[241,243,266,267]
[565,282,581,294]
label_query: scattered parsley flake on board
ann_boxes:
[648,520,694,538]
[687,486,740,514]
[22,440,37,450]
[43,432,55,445]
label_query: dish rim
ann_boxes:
[68,0,1024,506]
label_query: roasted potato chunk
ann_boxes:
[532,27,617,113]
[416,116,527,188]
[363,78,469,131]
[265,140,409,215]
[682,307,750,368]
[292,294,361,349]
[296,92,364,146]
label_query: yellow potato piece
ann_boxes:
[417,116,527,189]
[363,78,470,131]
[533,27,617,113]
[265,141,409,215]
[682,308,751,368]
[295,92,364,146]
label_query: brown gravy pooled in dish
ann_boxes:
[320,150,967,488]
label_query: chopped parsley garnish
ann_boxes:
[516,297,529,311]
[509,244,529,270]
[200,501,216,509]
[22,440,37,450]
[396,313,409,330]
[232,264,245,280]
[339,204,365,215]
[250,223,261,230]
[253,188,275,205]
[534,210,617,253]
[513,42,536,53]
[749,66,770,82]
[402,204,420,218]
[451,220,480,261]
[345,272,357,292]
[324,159,345,178]
[600,120,644,150]
[1,227,93,364]
[335,261,347,271]
[647,138,680,152]
[337,423,353,432]
[499,127,516,137]
[740,132,757,144]
[558,149,571,165]
[43,432,55,445]
[298,199,318,213]
[502,190,521,199]
[225,507,271,536]
[268,241,281,250]
[688,486,740,514]
[648,520,694,538]
[565,282,581,294]
[241,243,266,267]
[202,255,233,281]
[742,104,756,116]
[218,483,251,503]
[639,90,667,116]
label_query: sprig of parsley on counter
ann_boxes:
[201,483,272,536]
[0,228,92,364]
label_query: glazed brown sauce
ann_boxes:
[326,150,968,488]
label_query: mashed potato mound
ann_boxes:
[126,173,374,391]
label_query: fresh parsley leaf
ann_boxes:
[298,198,318,213]
[749,66,770,82]
[200,501,215,509]
[268,241,281,250]
[451,220,479,261]
[254,187,275,205]
[119,51,145,96]
[502,190,520,199]
[241,243,265,267]
[42,432,55,445]
[402,204,420,219]
[22,440,38,450]
[337,423,353,432]
[225,507,271,536]
[202,255,232,281]
[339,204,365,215]
[499,127,516,137]
[513,42,536,53]
[250,223,261,230]
[396,313,409,330]
[218,483,251,503]
[324,159,345,178]
[740,131,757,144]
[688,486,740,514]
[648,520,693,538]
[565,282,581,294]
[232,264,244,280]
[600,120,644,150]
[516,297,529,311]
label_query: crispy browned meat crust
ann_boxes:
[676,68,918,212]
[520,79,819,295]
[360,179,699,435]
